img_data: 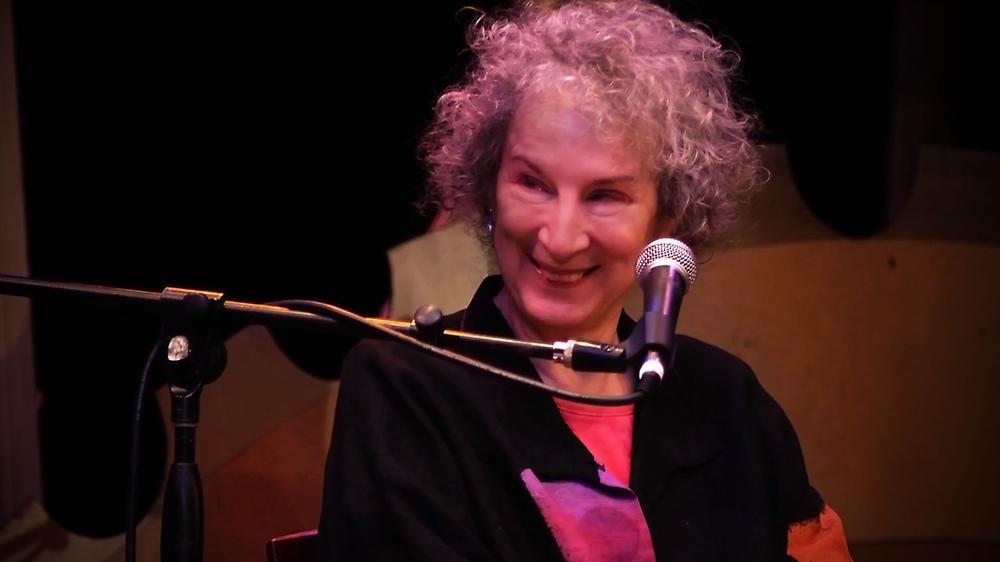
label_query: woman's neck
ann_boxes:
[531,359,635,396]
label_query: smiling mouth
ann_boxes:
[531,259,598,283]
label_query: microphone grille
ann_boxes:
[634,238,698,289]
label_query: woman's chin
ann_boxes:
[521,301,589,337]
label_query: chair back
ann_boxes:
[266,529,317,562]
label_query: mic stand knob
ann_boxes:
[413,304,445,343]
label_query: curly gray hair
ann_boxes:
[420,0,761,253]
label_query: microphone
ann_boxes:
[633,238,697,392]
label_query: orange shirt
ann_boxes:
[553,397,634,486]
[787,505,854,561]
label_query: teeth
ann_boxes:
[536,266,586,282]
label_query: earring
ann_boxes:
[486,208,495,234]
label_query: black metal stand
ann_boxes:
[0,272,643,562]
[161,383,204,562]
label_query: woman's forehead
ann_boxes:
[509,90,656,173]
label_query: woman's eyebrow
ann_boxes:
[509,154,636,186]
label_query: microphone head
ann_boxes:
[634,238,698,290]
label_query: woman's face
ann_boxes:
[493,93,669,343]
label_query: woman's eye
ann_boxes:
[587,189,631,216]
[589,189,627,202]
[519,174,545,190]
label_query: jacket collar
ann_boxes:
[453,275,723,490]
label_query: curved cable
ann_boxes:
[126,338,165,562]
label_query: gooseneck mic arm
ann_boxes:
[371,304,628,373]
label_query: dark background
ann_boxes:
[11,0,996,538]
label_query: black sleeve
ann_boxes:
[748,374,826,528]
[315,340,498,562]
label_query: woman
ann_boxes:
[318,1,851,560]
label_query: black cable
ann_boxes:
[126,338,165,562]
[272,299,647,405]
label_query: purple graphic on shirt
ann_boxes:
[520,468,656,562]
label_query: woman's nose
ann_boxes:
[537,200,588,260]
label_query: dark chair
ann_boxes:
[266,529,317,562]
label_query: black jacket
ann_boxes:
[317,276,823,561]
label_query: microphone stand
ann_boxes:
[0,272,633,562]
[157,288,227,562]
